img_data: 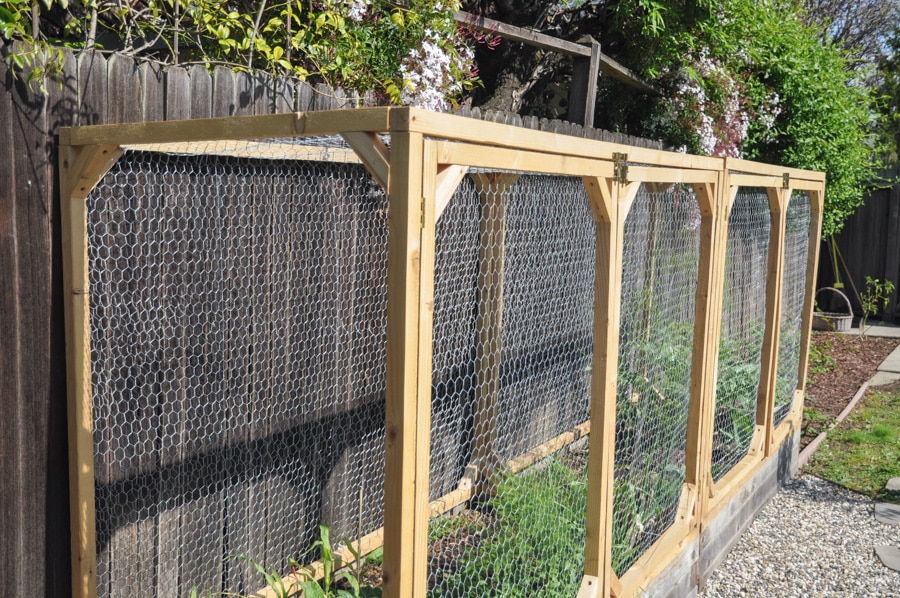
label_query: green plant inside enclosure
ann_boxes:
[711,327,765,479]
[859,277,895,339]
[429,458,587,597]
[192,524,381,598]
[805,387,900,503]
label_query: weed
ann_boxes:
[808,336,835,376]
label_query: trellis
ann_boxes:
[59,107,824,598]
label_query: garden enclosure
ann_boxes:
[59,107,824,598]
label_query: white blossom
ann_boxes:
[399,31,466,111]
[347,0,369,22]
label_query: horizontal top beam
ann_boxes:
[455,11,660,95]
[725,157,826,183]
[58,108,394,147]
[58,107,824,184]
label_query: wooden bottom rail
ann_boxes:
[251,419,593,596]
[507,420,592,474]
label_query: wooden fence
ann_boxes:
[0,43,664,597]
[821,167,900,322]
[58,107,824,598]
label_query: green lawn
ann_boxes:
[805,387,900,503]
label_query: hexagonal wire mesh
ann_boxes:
[613,183,701,575]
[426,173,595,597]
[87,144,389,598]
[774,192,812,426]
[710,188,771,482]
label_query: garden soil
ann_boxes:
[802,332,900,449]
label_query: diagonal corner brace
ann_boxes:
[342,131,391,192]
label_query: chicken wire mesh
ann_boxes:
[711,188,771,482]
[613,183,701,575]
[774,192,812,426]
[87,147,389,598]
[426,173,595,597]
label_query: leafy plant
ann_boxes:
[807,335,835,376]
[598,0,882,236]
[859,276,895,339]
[802,407,832,437]
[431,459,586,597]
[224,524,379,598]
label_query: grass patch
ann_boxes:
[802,407,833,437]
[805,388,900,503]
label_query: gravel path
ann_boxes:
[699,475,900,597]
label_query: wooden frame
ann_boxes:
[58,107,824,598]
[703,161,825,524]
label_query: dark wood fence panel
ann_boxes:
[0,41,666,596]
[821,169,900,322]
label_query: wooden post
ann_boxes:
[757,187,788,455]
[569,39,601,127]
[381,119,434,597]
[795,187,825,393]
[60,143,123,598]
[684,178,725,524]
[578,177,638,598]
[470,172,520,488]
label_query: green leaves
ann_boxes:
[1,0,476,107]
[610,0,879,235]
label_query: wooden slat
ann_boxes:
[302,106,392,134]
[727,174,783,189]
[123,140,361,163]
[757,188,788,455]
[410,140,440,597]
[381,125,427,598]
[578,175,627,598]
[189,64,213,118]
[434,139,615,177]
[507,420,592,473]
[569,39,601,127]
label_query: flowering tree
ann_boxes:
[597,0,879,235]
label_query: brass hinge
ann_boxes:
[782,172,790,189]
[613,152,629,184]
[420,196,427,228]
